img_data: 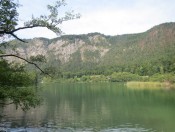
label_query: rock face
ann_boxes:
[4,33,110,65]
[48,39,84,63]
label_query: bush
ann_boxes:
[81,75,90,81]
[90,75,107,82]
[150,73,175,83]
[109,72,141,82]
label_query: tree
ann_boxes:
[0,0,80,110]
[0,0,80,42]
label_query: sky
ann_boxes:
[16,0,175,39]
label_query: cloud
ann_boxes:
[16,27,57,39]
[60,5,174,36]
[16,0,175,39]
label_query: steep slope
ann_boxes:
[102,22,175,66]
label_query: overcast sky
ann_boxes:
[16,0,175,39]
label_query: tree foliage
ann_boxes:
[30,54,46,63]
[0,59,35,86]
[0,0,19,34]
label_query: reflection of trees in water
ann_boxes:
[0,87,42,128]
[41,83,127,128]
[1,83,175,131]
[42,82,175,130]
[0,86,41,118]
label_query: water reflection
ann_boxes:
[1,82,175,131]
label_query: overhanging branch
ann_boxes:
[0,31,27,43]
[11,33,27,43]
[0,54,51,77]
[0,25,45,43]
[11,25,45,33]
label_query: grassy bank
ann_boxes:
[126,81,175,90]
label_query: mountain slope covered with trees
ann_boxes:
[5,22,175,78]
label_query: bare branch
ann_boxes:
[0,25,45,43]
[0,31,27,43]
[0,54,51,77]
[10,33,27,43]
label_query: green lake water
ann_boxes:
[1,82,175,132]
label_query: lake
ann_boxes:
[1,82,175,132]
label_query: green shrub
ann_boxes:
[90,75,107,82]
[109,72,141,82]
[81,75,90,81]
[150,73,175,83]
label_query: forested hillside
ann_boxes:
[4,22,175,77]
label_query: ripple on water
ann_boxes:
[0,126,157,132]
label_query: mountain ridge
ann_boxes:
[3,22,175,76]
